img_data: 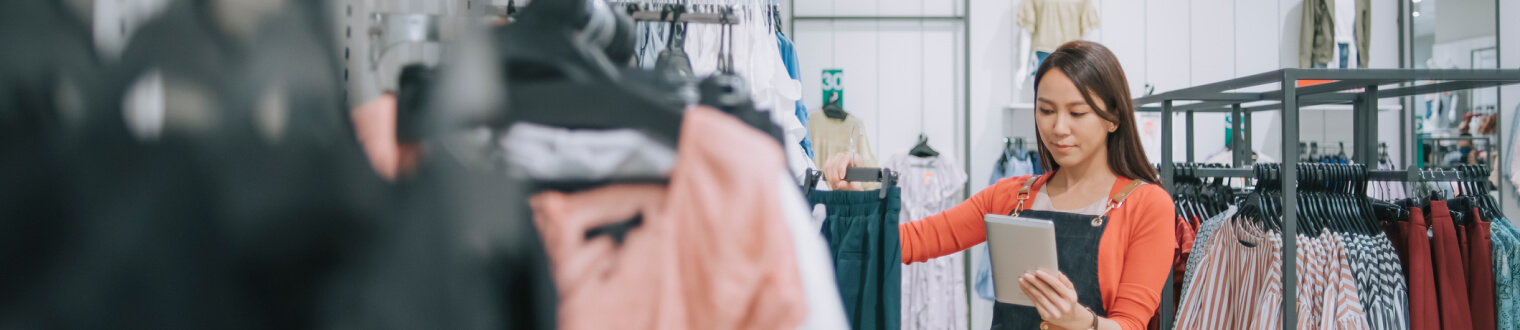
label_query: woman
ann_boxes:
[825,41,1175,330]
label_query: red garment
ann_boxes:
[1388,219,1409,270]
[1405,209,1441,330]
[1429,201,1475,330]
[1145,216,1195,330]
[1458,224,1472,271]
[1467,210,1496,330]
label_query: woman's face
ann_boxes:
[1035,69,1114,169]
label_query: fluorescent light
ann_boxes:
[1412,11,1421,17]
[1413,0,1421,3]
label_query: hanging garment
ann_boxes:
[886,154,968,330]
[810,187,903,330]
[1292,233,1329,329]
[776,174,853,330]
[1493,219,1520,329]
[1245,226,1291,330]
[1179,207,1236,298]
[1353,0,1369,68]
[1468,211,1496,330]
[1324,232,1372,330]
[1016,0,1100,53]
[777,31,814,160]
[1348,233,1409,330]
[1174,210,1277,329]
[1299,0,1337,68]
[988,149,1035,186]
[809,112,880,190]
[529,107,807,330]
[990,176,1147,330]
[1428,201,1475,330]
[1401,207,1443,330]
[501,122,677,180]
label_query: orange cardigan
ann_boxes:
[900,174,1176,330]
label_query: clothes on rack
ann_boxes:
[1468,211,1497,330]
[988,146,1040,186]
[1016,0,1100,54]
[1175,227,1381,329]
[625,2,816,180]
[1174,164,1415,330]
[885,154,968,330]
[777,31,814,160]
[1492,217,1520,330]
[810,112,881,190]
[530,107,808,330]
[810,187,903,330]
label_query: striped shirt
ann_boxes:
[1323,232,1370,330]
[1175,219,1382,330]
[1174,217,1274,329]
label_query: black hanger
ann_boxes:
[910,134,940,158]
[494,0,688,148]
[843,167,900,198]
[1379,142,1390,164]
[654,5,693,79]
[771,4,783,34]
[821,93,848,119]
[802,168,823,197]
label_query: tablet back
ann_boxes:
[983,214,1059,306]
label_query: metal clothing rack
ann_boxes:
[1134,68,1520,330]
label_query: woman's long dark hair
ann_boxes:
[1033,41,1160,184]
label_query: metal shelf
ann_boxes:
[1147,69,1520,330]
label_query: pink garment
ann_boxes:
[531,106,807,330]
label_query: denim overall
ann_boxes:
[990,175,1146,330]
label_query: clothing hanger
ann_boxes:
[843,167,900,198]
[909,134,940,158]
[496,0,684,147]
[654,4,694,78]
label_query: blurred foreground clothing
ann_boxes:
[0,1,555,329]
[529,107,808,330]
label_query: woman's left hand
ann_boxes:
[1019,269,1094,329]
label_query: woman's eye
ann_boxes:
[1039,109,1055,114]
[1070,112,1087,117]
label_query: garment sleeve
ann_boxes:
[900,177,1020,264]
[1107,185,1178,330]
[1016,0,1037,33]
[1298,0,1317,68]
[1079,0,1100,38]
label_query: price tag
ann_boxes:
[821,69,843,107]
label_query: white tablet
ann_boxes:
[984,213,1060,307]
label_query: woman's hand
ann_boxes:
[823,153,865,191]
[1019,270,1095,330]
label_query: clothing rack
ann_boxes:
[1188,166,1491,183]
[614,2,744,25]
[1133,68,1520,330]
